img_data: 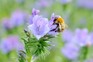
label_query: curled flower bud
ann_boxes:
[28,8,40,24]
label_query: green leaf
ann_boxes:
[79,46,88,62]
[18,51,26,62]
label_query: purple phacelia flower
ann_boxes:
[74,28,88,47]
[10,9,26,26]
[89,33,93,45]
[2,9,27,30]
[60,0,72,4]
[0,36,24,53]
[28,15,50,40]
[84,58,93,62]
[61,28,93,60]
[62,30,73,42]
[38,0,50,7]
[61,43,80,60]
[34,0,53,8]
[28,8,40,24]
[2,18,14,30]
[87,33,93,46]
[48,13,59,36]
[77,0,93,9]
[32,8,40,16]
[62,28,91,47]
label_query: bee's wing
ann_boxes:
[64,23,68,28]
[61,23,68,28]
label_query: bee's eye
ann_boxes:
[54,18,57,22]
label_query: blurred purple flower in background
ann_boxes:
[61,28,93,59]
[1,9,27,30]
[77,0,93,9]
[28,15,50,40]
[87,33,93,46]
[10,9,26,26]
[34,0,53,9]
[74,28,88,47]
[2,18,14,30]
[59,0,72,4]
[0,35,24,53]
[62,30,73,42]
[85,58,93,62]
[15,0,25,4]
[62,28,93,47]
[38,0,50,7]
[61,43,80,60]
[28,8,40,24]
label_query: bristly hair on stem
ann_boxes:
[21,30,55,61]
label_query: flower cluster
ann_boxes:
[28,8,40,24]
[34,0,53,9]
[61,28,93,60]
[0,35,24,54]
[59,0,72,4]
[22,8,66,62]
[28,9,62,40]
[28,15,50,40]
[2,9,26,30]
[77,0,93,9]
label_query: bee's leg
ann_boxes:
[55,28,59,32]
[50,23,59,32]
[61,26,65,31]
[55,24,61,32]
[53,18,57,25]
[54,23,60,32]
[55,27,60,32]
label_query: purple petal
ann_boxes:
[32,8,40,16]
[74,28,88,46]
[10,9,26,26]
[0,36,24,53]
[2,18,14,29]
[28,15,50,40]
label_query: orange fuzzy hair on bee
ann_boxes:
[55,16,64,24]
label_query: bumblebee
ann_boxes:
[51,16,67,32]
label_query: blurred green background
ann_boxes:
[0,0,93,62]
[0,0,93,30]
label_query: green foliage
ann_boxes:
[78,46,88,62]
[20,31,55,62]
[0,0,93,62]
[18,51,26,62]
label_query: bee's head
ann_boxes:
[52,16,59,23]
[53,16,64,24]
